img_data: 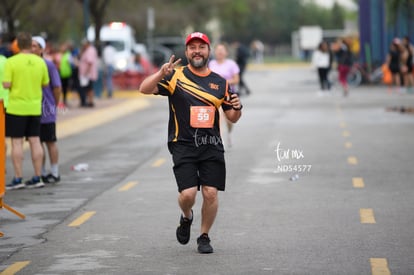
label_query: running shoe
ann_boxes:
[42,174,61,184]
[25,176,45,188]
[176,209,193,245]
[197,233,213,254]
[6,178,25,190]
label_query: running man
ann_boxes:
[139,32,242,253]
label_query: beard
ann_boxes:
[188,55,208,68]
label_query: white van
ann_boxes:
[87,22,138,71]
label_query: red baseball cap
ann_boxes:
[185,32,210,46]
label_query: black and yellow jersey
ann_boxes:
[157,66,233,149]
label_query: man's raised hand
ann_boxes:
[162,55,182,76]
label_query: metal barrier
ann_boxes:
[112,71,147,90]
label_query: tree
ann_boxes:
[76,0,110,52]
[89,0,110,53]
[386,0,414,35]
[0,0,32,41]
[0,0,356,48]
[331,1,345,29]
[386,0,414,24]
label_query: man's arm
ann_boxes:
[53,87,62,106]
[49,62,62,105]
[139,69,166,94]
[223,93,242,123]
[139,55,181,94]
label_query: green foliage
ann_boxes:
[0,0,354,46]
[331,2,345,29]
[385,0,414,24]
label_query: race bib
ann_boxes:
[190,106,215,128]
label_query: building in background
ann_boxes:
[359,0,414,69]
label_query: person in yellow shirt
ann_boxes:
[2,32,49,189]
[0,54,8,109]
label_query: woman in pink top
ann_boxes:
[209,43,240,148]
[78,40,98,107]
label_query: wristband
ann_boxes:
[232,104,243,111]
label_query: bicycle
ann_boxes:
[329,62,383,88]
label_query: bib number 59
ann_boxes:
[190,106,215,128]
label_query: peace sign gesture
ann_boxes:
[139,55,182,94]
[161,55,182,76]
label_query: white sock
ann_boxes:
[51,164,59,177]
[183,211,192,220]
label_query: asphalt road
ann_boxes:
[1,65,414,275]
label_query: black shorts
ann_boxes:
[389,64,400,74]
[5,114,41,138]
[40,122,57,142]
[169,142,226,192]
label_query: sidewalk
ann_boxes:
[56,91,152,140]
[5,90,152,156]
[57,90,142,122]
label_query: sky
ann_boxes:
[313,0,358,10]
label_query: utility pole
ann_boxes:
[83,0,90,39]
[147,7,155,64]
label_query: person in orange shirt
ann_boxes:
[10,39,19,55]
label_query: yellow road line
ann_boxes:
[0,261,30,275]
[360,208,376,224]
[339,122,347,128]
[68,211,96,227]
[118,181,138,191]
[370,258,391,275]
[335,103,342,111]
[353,177,365,188]
[345,141,353,149]
[348,156,358,165]
[151,158,166,167]
[342,130,351,137]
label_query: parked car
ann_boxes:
[150,45,173,68]
[153,36,188,66]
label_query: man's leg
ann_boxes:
[46,141,60,181]
[106,65,114,98]
[176,186,197,245]
[41,143,47,176]
[10,138,24,178]
[196,185,218,254]
[28,136,44,177]
[200,185,218,234]
[79,86,87,106]
[178,187,197,218]
[87,87,95,106]
[46,141,59,167]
